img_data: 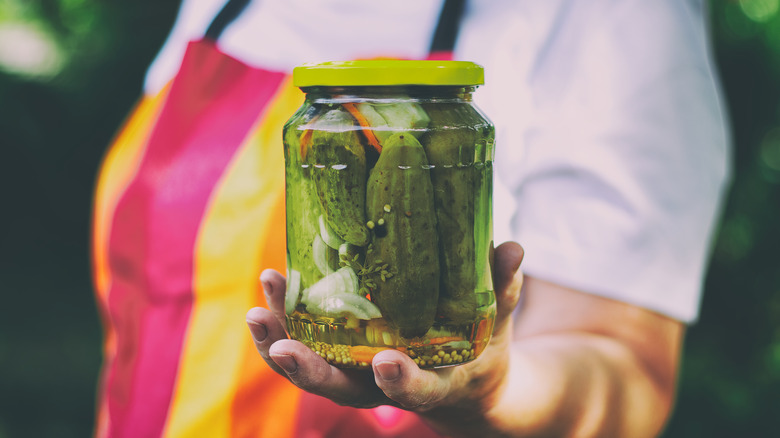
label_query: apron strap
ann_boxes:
[204,0,465,54]
[205,0,250,41]
[428,0,466,54]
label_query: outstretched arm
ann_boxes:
[420,275,684,437]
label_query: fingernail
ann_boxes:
[247,320,267,342]
[375,361,401,381]
[272,354,298,374]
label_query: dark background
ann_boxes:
[1,1,779,436]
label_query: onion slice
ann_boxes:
[319,215,344,249]
[285,269,302,314]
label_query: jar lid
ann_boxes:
[293,60,484,87]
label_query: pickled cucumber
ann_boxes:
[421,103,480,324]
[365,132,439,338]
[307,109,369,246]
[283,120,323,297]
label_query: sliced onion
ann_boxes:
[338,242,357,259]
[373,102,430,139]
[303,268,347,304]
[285,269,302,314]
[315,293,382,320]
[301,267,366,318]
[318,215,344,249]
[312,234,333,275]
[337,266,359,295]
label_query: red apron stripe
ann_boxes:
[92,87,170,438]
[425,51,454,61]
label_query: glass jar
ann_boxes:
[282,60,495,369]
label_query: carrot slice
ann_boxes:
[299,129,313,160]
[474,318,491,341]
[473,318,493,356]
[350,345,391,364]
[342,102,383,153]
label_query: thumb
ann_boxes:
[491,241,524,333]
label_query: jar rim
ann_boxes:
[293,60,484,87]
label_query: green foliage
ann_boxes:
[662,1,780,436]
[1,0,778,436]
[0,1,180,437]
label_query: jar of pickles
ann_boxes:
[282,60,495,369]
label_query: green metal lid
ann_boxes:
[293,60,484,87]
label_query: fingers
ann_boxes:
[372,349,457,411]
[492,241,525,334]
[265,342,465,412]
[248,305,376,405]
[247,304,457,411]
[252,269,394,408]
[267,339,389,408]
[260,269,287,327]
[246,306,292,376]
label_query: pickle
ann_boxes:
[308,109,370,246]
[421,103,480,324]
[365,133,439,338]
[283,120,323,296]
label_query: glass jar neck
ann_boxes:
[300,85,476,103]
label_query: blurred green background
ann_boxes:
[1,0,779,436]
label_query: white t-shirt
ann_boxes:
[144,0,730,323]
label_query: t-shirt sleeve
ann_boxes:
[460,0,731,323]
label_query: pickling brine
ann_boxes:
[282,60,495,368]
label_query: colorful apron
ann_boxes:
[91,1,463,436]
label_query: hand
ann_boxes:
[246,241,524,417]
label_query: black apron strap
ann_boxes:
[429,0,466,54]
[205,0,465,54]
[205,0,250,41]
